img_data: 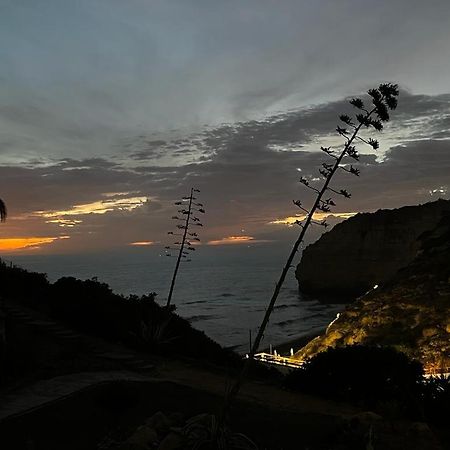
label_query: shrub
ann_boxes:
[284,345,423,417]
[0,259,49,307]
[0,263,240,367]
[421,376,450,427]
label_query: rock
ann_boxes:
[296,199,450,298]
[157,432,184,450]
[408,422,443,449]
[120,444,149,450]
[409,422,432,434]
[294,211,450,373]
[145,411,171,436]
[167,412,184,427]
[122,425,159,450]
[422,327,439,338]
[351,411,382,425]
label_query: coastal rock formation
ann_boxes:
[293,212,450,373]
[296,199,450,298]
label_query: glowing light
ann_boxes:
[429,186,447,196]
[327,313,341,330]
[253,352,304,369]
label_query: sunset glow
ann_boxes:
[0,236,70,251]
[207,236,269,245]
[0,2,449,443]
[45,219,83,227]
[37,196,147,219]
[269,212,358,226]
[129,241,154,246]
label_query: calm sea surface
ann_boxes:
[5,245,343,353]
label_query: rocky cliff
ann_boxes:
[293,211,450,373]
[296,199,450,299]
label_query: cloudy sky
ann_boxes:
[1,0,449,253]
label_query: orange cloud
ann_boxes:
[269,212,357,225]
[45,219,83,227]
[129,241,154,246]
[207,235,270,245]
[34,195,148,228]
[0,236,70,251]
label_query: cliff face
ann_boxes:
[293,213,450,373]
[296,199,450,298]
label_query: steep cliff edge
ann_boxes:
[293,212,450,373]
[296,199,450,299]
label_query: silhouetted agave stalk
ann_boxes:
[221,83,400,418]
[165,187,205,308]
[0,199,6,222]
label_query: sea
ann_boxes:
[4,244,343,354]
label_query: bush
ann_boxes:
[0,259,49,307]
[421,376,450,427]
[284,345,424,417]
[0,262,241,367]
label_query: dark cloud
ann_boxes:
[2,1,450,254]
[3,0,450,166]
[1,89,449,253]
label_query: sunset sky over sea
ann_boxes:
[1,0,449,253]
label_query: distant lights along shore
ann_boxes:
[249,352,305,369]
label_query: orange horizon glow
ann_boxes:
[0,236,70,251]
[129,241,155,246]
[207,235,270,245]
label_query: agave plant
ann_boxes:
[131,315,177,350]
[221,83,400,419]
[183,414,258,450]
[165,188,205,308]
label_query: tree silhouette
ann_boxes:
[165,187,205,308]
[0,199,6,222]
[221,83,400,419]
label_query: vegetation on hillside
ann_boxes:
[285,345,450,428]
[293,211,450,373]
[0,261,240,366]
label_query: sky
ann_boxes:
[0,0,449,254]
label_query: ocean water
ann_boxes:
[5,245,343,353]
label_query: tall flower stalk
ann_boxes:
[221,83,400,419]
[165,187,205,308]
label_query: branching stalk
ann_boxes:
[220,83,399,422]
[166,188,194,308]
[165,187,205,307]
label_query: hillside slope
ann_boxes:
[294,211,450,373]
